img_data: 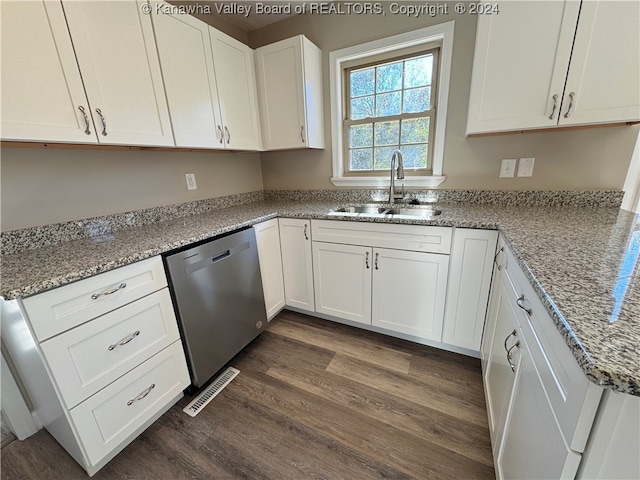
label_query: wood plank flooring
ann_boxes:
[1,311,495,479]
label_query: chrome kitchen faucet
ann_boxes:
[389,149,405,203]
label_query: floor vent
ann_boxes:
[183,367,239,417]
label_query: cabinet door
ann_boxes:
[254,219,285,320]
[483,273,522,457]
[443,229,498,351]
[371,248,448,340]
[152,4,224,148]
[209,28,261,150]
[278,218,315,312]
[498,343,581,480]
[559,1,640,126]
[0,1,97,143]
[62,1,174,146]
[255,37,306,150]
[313,242,372,325]
[466,1,580,134]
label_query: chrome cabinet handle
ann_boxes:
[95,108,107,136]
[507,341,520,372]
[304,224,309,240]
[503,329,517,353]
[78,106,92,135]
[217,125,224,144]
[108,330,140,351]
[563,92,576,118]
[365,251,370,269]
[516,294,532,316]
[224,126,230,144]
[300,125,305,143]
[494,246,504,270]
[91,282,127,300]
[127,384,155,406]
[375,252,379,270]
[548,94,559,120]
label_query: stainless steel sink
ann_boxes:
[333,204,389,214]
[387,206,442,217]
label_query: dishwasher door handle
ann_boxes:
[184,240,250,276]
[211,250,231,263]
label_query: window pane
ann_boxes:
[402,144,428,169]
[374,121,399,146]
[350,148,373,171]
[403,87,431,114]
[374,146,397,170]
[376,91,401,116]
[350,68,374,97]
[351,96,375,120]
[404,55,433,89]
[376,61,402,93]
[401,117,429,144]
[349,124,373,148]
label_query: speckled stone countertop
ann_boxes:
[1,199,638,397]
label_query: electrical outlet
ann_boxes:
[499,158,517,178]
[185,173,197,190]
[517,157,535,177]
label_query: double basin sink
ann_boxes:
[329,204,442,219]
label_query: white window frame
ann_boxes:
[330,21,454,187]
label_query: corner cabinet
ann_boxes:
[0,257,190,476]
[255,35,325,150]
[253,219,286,320]
[1,0,174,146]
[467,0,640,134]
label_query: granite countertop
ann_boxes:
[1,199,638,397]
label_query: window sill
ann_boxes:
[330,175,446,187]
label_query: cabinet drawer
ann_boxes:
[311,220,452,254]
[504,247,602,452]
[69,341,189,466]
[22,256,168,341]
[41,289,181,408]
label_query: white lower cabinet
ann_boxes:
[1,256,189,476]
[482,237,604,480]
[253,219,286,320]
[372,248,448,340]
[278,218,315,312]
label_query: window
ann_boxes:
[345,49,438,175]
[330,22,454,187]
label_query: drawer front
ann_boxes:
[40,289,181,409]
[22,256,168,341]
[70,341,189,466]
[503,246,602,452]
[311,220,452,254]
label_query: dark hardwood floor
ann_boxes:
[1,311,495,479]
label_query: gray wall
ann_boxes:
[1,148,263,231]
[250,9,639,191]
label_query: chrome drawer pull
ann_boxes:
[563,92,576,118]
[494,246,504,270]
[108,330,140,351]
[127,384,155,406]
[304,224,309,240]
[507,341,520,372]
[95,108,107,136]
[516,294,532,316]
[375,252,379,270]
[300,125,305,143]
[503,329,517,353]
[91,282,127,300]
[217,125,224,144]
[548,94,559,120]
[224,126,230,143]
[78,106,92,135]
[365,251,370,269]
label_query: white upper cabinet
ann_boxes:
[467,0,640,134]
[255,35,325,150]
[560,1,640,126]
[209,28,262,150]
[151,6,224,148]
[62,1,174,146]
[0,1,97,143]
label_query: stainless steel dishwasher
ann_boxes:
[164,227,267,389]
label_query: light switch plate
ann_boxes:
[500,158,517,178]
[185,173,197,190]
[517,157,535,177]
